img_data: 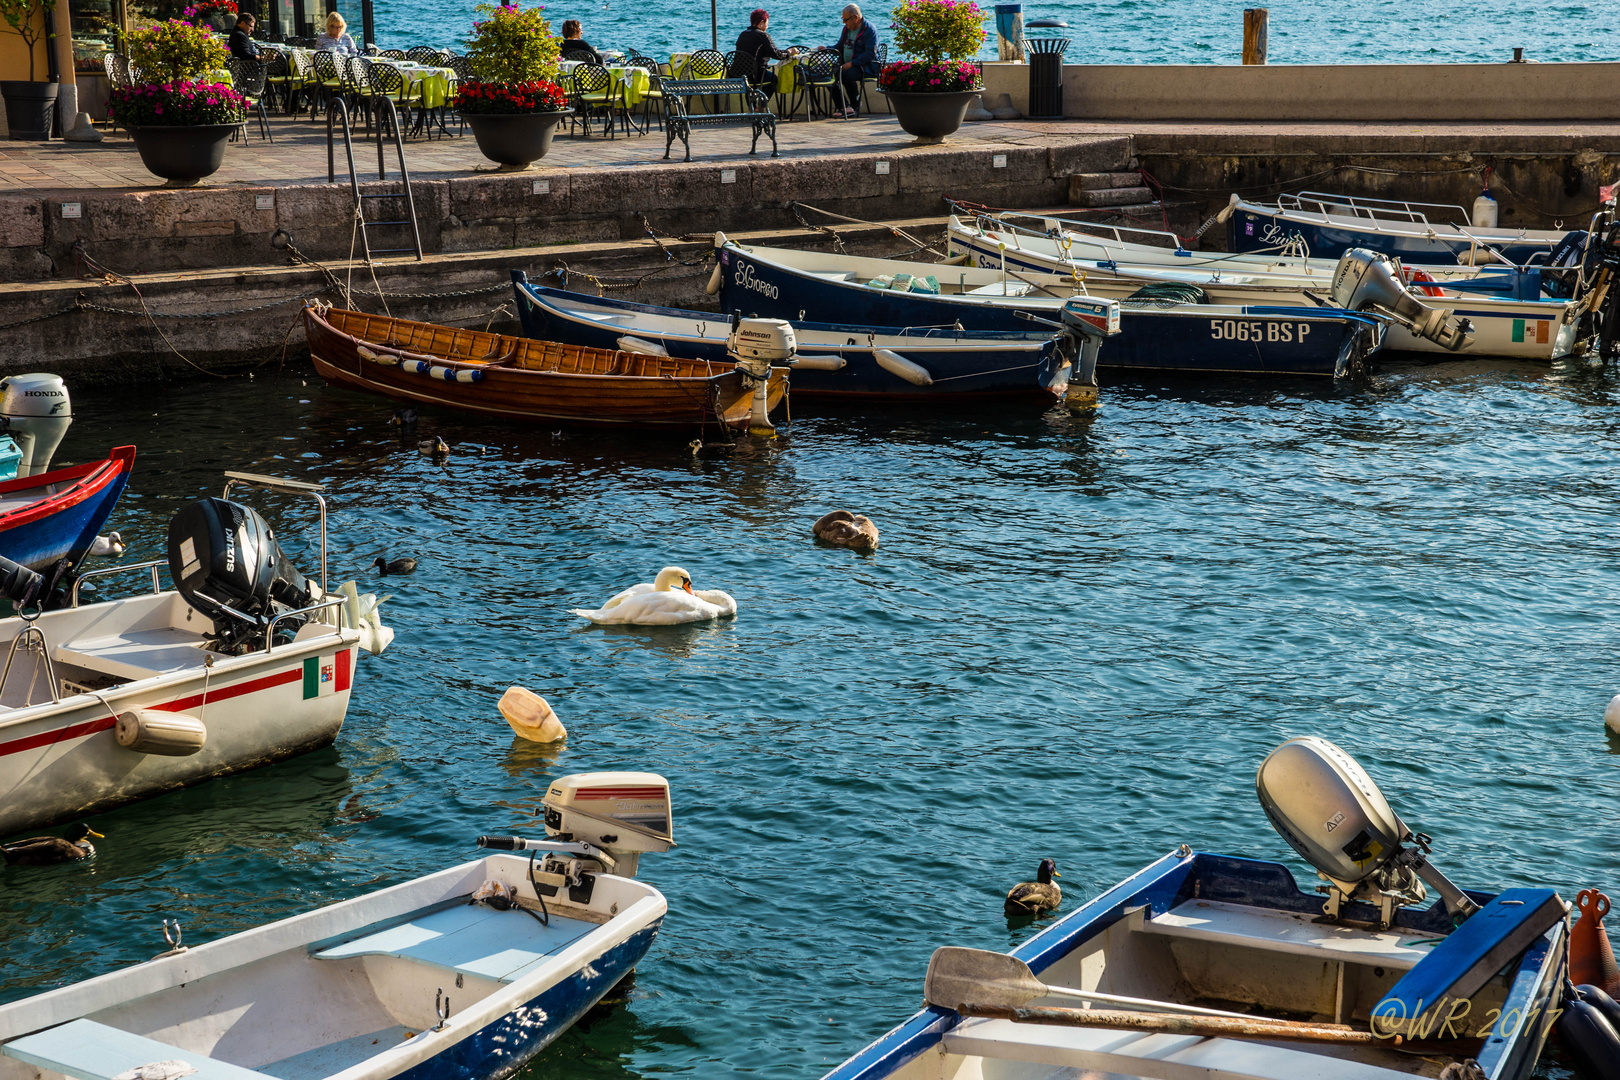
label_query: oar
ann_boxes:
[925,947,1271,1020]
[955,1003,1385,1046]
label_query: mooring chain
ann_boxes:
[552,259,712,297]
[641,215,725,267]
[790,203,849,254]
[76,296,303,320]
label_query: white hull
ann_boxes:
[0,590,363,837]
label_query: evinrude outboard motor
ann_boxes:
[1330,249,1475,352]
[726,313,793,437]
[1256,735,1481,929]
[1057,296,1121,410]
[167,497,314,653]
[0,374,71,477]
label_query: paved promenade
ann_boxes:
[5,111,1620,194]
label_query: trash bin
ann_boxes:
[1025,37,1068,120]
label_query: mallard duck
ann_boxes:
[570,566,737,625]
[2,823,102,865]
[1005,859,1061,917]
[419,436,449,458]
[373,555,417,575]
[812,510,879,550]
[389,407,418,428]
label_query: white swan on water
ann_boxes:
[570,566,737,625]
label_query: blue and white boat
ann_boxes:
[826,738,1570,1080]
[511,272,1080,401]
[0,772,672,1080]
[1224,191,1582,267]
[705,241,1387,377]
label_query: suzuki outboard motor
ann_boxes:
[1330,249,1475,352]
[168,497,314,653]
[0,374,71,477]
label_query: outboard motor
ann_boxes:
[726,314,794,437]
[1330,249,1474,351]
[1542,229,1590,299]
[0,374,71,477]
[1256,735,1479,929]
[167,497,315,653]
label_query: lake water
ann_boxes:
[368,0,1620,67]
[1,355,1614,1079]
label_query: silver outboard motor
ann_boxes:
[1057,297,1121,410]
[1330,249,1474,351]
[0,374,71,477]
[725,314,794,437]
[1256,735,1480,929]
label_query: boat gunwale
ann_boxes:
[0,447,135,533]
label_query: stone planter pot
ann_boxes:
[465,110,572,171]
[1,81,59,141]
[127,123,236,187]
[882,88,978,144]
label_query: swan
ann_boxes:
[570,566,736,625]
[812,510,879,550]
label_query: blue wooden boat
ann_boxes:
[512,273,1076,400]
[704,241,1388,377]
[0,446,135,572]
[825,738,1569,1080]
[0,772,673,1080]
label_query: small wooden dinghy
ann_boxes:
[0,772,674,1080]
[305,303,788,429]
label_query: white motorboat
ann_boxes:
[0,471,391,838]
[0,772,673,1080]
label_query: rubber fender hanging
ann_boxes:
[428,366,483,384]
[404,359,430,375]
[1557,994,1620,1080]
[115,710,206,756]
[706,261,724,297]
[617,336,671,356]
[1579,984,1620,1032]
[355,345,399,366]
[872,349,933,386]
[790,355,847,372]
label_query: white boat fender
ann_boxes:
[1605,693,1620,735]
[617,335,670,356]
[706,261,724,297]
[1557,985,1620,1080]
[790,354,847,371]
[355,345,398,366]
[1216,192,1242,225]
[873,349,933,386]
[115,709,205,756]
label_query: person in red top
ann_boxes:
[729,8,798,91]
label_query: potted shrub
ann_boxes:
[0,0,59,140]
[183,0,239,32]
[113,20,245,185]
[878,0,987,143]
[456,0,571,171]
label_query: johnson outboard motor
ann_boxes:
[167,497,314,653]
[1330,249,1474,351]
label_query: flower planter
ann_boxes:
[465,110,572,170]
[127,123,236,186]
[883,89,978,143]
[1,81,59,140]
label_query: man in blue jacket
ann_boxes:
[831,3,878,116]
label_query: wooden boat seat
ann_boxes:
[3,1017,273,1080]
[1139,899,1440,972]
[944,1016,1397,1080]
[54,627,213,683]
[312,902,597,983]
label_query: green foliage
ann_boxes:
[462,1,560,84]
[889,0,985,63]
[0,0,58,82]
[125,18,226,82]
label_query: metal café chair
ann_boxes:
[365,60,421,138]
[571,64,625,137]
[226,56,274,141]
[308,49,348,118]
[687,48,724,115]
[260,49,290,112]
[804,51,840,119]
[405,45,441,63]
[379,48,406,59]
[624,54,664,132]
[860,42,889,113]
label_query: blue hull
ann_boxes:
[512,275,1069,400]
[1228,207,1552,266]
[823,852,1563,1080]
[0,449,134,572]
[714,246,1380,377]
[396,922,660,1080]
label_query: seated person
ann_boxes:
[729,9,797,90]
[315,12,359,55]
[227,11,262,60]
[559,20,603,64]
[830,2,879,116]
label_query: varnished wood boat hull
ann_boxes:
[305,305,787,429]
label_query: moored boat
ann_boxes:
[0,771,673,1080]
[304,302,788,430]
[825,737,1567,1080]
[0,472,391,837]
[0,446,135,572]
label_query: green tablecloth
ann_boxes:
[392,61,455,108]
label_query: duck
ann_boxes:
[372,555,418,576]
[1004,859,1061,917]
[389,407,418,428]
[89,531,125,557]
[419,436,450,458]
[812,510,880,551]
[2,823,102,865]
[570,566,737,625]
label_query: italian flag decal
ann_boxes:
[1512,319,1551,344]
[303,650,352,699]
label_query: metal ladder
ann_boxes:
[326,97,424,262]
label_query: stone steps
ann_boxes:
[1068,170,1153,208]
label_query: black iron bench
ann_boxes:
[661,78,778,162]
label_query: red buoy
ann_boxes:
[1570,889,1620,998]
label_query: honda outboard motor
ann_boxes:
[1330,249,1474,351]
[168,497,314,653]
[0,374,71,477]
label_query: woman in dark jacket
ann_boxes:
[729,8,798,90]
[560,19,603,64]
[830,3,878,115]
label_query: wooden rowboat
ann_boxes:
[305,303,788,429]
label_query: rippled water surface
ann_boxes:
[369,0,1619,67]
[3,357,1619,1079]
